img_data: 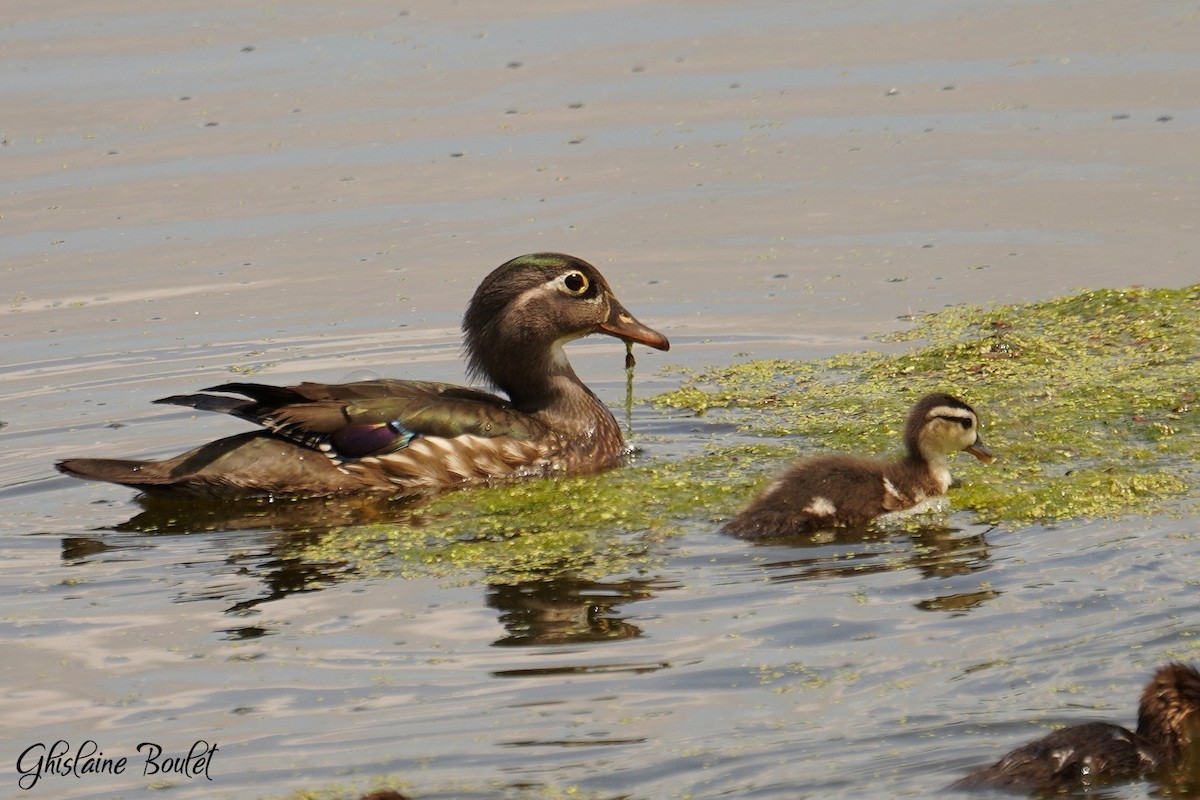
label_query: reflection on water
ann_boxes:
[60,536,127,563]
[110,493,430,534]
[754,523,998,612]
[58,496,675,646]
[491,661,672,680]
[60,525,361,617]
[487,576,665,646]
[17,474,1200,800]
[6,0,1200,794]
[58,487,1001,626]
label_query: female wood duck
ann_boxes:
[953,662,1200,792]
[723,393,993,538]
[57,253,669,498]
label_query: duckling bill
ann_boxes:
[953,662,1200,792]
[723,393,993,538]
[57,253,669,499]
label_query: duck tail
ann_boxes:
[56,457,175,487]
[154,392,251,416]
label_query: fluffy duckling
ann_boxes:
[723,393,993,538]
[57,253,669,498]
[953,662,1200,792]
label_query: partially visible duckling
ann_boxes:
[723,393,993,538]
[953,662,1200,792]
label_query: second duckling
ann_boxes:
[723,393,993,539]
[952,662,1200,792]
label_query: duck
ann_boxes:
[952,662,1200,792]
[722,392,993,538]
[57,253,669,499]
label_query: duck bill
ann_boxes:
[965,439,995,464]
[599,299,670,351]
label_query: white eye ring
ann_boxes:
[560,271,589,295]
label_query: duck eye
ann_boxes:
[959,418,973,430]
[562,271,589,295]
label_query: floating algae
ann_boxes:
[655,284,1198,524]
[289,447,763,584]
[294,285,1196,582]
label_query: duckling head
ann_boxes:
[1135,662,1200,758]
[907,393,994,465]
[462,253,669,404]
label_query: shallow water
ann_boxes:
[3,2,1200,799]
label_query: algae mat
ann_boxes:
[655,284,1199,524]
[272,285,1198,586]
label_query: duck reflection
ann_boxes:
[59,525,359,620]
[754,523,998,613]
[57,495,669,639]
[110,492,429,534]
[57,493,437,619]
[486,576,661,646]
[60,536,125,562]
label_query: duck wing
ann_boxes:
[59,380,566,497]
[156,379,553,462]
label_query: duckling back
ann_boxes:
[953,663,1200,792]
[722,454,945,538]
[951,722,1157,791]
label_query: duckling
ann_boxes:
[722,393,993,538]
[57,253,669,498]
[953,662,1200,792]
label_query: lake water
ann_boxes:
[3,2,1198,798]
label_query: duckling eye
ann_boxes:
[959,418,974,430]
[561,271,589,295]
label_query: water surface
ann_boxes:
[3,2,1199,798]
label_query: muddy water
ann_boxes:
[3,2,1199,799]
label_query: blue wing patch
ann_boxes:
[325,421,419,460]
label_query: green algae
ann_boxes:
[289,446,770,585]
[288,285,1196,584]
[655,284,1199,525]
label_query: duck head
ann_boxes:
[1136,662,1200,757]
[906,393,994,465]
[462,253,669,405]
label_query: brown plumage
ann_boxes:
[57,253,669,499]
[953,662,1200,792]
[723,393,993,538]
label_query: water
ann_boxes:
[3,2,1199,798]
[6,456,1198,799]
